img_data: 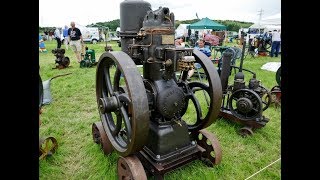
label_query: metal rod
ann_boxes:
[239,34,246,72]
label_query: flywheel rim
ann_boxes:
[179,49,222,133]
[96,51,149,156]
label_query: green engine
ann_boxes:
[80,47,97,68]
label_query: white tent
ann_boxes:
[249,23,267,29]
[261,13,281,25]
[248,12,281,34]
[248,23,280,32]
[175,24,190,38]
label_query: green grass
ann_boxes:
[39,40,281,180]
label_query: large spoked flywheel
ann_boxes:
[229,89,263,120]
[96,51,150,157]
[179,49,222,134]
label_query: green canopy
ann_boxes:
[187,17,226,30]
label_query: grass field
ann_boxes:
[39,40,281,180]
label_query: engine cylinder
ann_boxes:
[120,0,151,53]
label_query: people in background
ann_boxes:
[224,30,228,44]
[203,32,220,46]
[188,39,211,80]
[63,25,69,50]
[68,21,83,63]
[54,27,62,49]
[270,29,281,57]
[175,36,185,47]
[39,34,47,53]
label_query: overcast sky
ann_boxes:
[39,0,281,27]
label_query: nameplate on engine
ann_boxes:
[162,35,174,44]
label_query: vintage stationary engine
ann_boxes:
[92,0,223,179]
[52,48,70,69]
[80,46,97,68]
[218,46,271,137]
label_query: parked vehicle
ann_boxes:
[107,32,120,42]
[81,27,100,44]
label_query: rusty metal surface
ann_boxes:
[96,51,150,156]
[219,110,265,129]
[117,155,147,180]
[197,129,222,166]
[92,121,113,155]
[39,137,58,160]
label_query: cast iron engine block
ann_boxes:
[92,1,223,179]
[218,50,271,137]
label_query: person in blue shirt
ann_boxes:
[187,39,211,79]
[63,25,69,50]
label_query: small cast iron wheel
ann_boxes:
[117,155,147,180]
[196,129,222,166]
[238,126,254,137]
[39,74,43,109]
[96,51,149,156]
[229,89,263,121]
[92,121,113,155]
[179,49,222,134]
[276,66,281,87]
[39,137,58,160]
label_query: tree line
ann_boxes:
[40,18,253,33]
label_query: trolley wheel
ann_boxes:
[196,129,222,166]
[238,126,254,137]
[117,155,147,180]
[92,121,113,155]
